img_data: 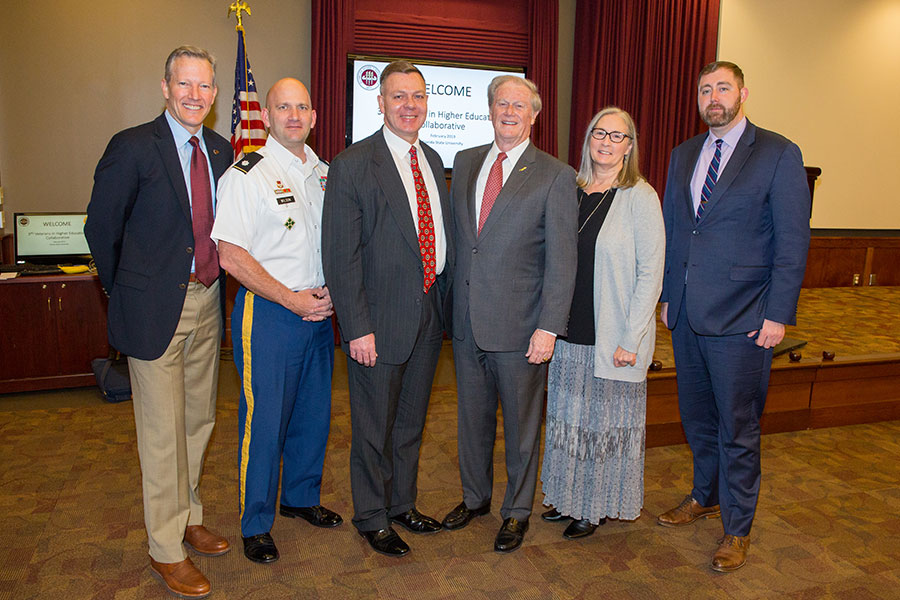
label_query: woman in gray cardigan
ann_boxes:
[541,107,665,539]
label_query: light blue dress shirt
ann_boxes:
[164,110,218,272]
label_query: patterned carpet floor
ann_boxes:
[650,286,900,369]
[2,287,900,599]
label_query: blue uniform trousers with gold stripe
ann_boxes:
[232,287,335,537]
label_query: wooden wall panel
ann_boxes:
[803,235,900,288]
[803,246,868,287]
[869,247,900,286]
[646,391,680,425]
[811,377,900,408]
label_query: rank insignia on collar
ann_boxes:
[284,217,295,230]
[319,175,327,191]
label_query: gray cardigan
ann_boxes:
[591,179,665,382]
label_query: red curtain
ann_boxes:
[310,0,558,161]
[568,0,719,193]
[529,0,559,156]
[310,0,355,162]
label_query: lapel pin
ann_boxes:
[519,166,527,172]
[213,149,220,155]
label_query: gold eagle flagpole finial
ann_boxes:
[228,1,251,31]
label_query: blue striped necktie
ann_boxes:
[697,138,723,221]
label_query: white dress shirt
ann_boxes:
[211,135,327,291]
[381,125,447,275]
[474,138,530,223]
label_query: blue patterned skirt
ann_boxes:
[541,339,647,522]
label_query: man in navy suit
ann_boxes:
[85,46,233,599]
[657,61,810,572]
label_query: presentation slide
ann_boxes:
[349,58,525,168]
[15,213,90,257]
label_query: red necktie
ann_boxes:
[188,136,218,287]
[409,146,436,293]
[478,152,507,234]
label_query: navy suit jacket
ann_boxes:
[85,113,233,360]
[322,129,454,365]
[660,120,811,335]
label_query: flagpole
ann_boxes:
[228,1,264,159]
[228,1,251,30]
[229,1,252,109]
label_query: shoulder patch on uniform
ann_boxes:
[232,152,263,174]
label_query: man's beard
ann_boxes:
[702,100,741,128]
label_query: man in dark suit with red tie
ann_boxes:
[323,61,454,557]
[85,46,233,599]
[657,61,810,572]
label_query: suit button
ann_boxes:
[683,262,687,267]
[186,246,194,253]
[415,298,421,305]
[692,230,699,235]
[465,279,469,285]
[179,283,186,289]
[472,248,478,254]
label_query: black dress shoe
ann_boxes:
[494,517,529,553]
[442,501,491,530]
[541,507,573,522]
[358,527,410,557]
[563,518,604,540]
[242,533,279,563]
[390,508,442,534]
[280,504,343,528]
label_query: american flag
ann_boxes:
[230,28,266,159]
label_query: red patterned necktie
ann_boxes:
[188,136,218,286]
[478,151,507,234]
[409,146,436,293]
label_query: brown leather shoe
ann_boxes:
[711,534,750,572]
[183,525,231,556]
[656,495,720,527]
[149,557,210,598]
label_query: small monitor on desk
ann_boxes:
[13,212,91,265]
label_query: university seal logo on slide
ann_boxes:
[357,64,380,91]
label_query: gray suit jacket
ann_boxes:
[451,142,578,352]
[322,129,453,365]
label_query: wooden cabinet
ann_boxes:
[0,274,109,393]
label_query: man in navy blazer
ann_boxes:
[85,46,233,598]
[657,61,810,572]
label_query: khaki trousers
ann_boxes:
[128,280,221,563]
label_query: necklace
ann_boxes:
[577,188,612,234]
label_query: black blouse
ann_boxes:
[564,187,617,346]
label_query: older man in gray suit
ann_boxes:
[441,76,578,553]
[323,61,453,558]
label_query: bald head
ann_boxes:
[262,78,317,159]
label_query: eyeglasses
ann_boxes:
[590,129,631,143]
